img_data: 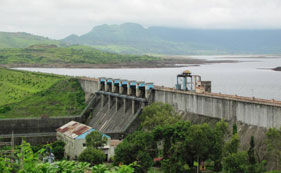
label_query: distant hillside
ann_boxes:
[0,44,159,67]
[62,23,281,55]
[0,68,85,118]
[0,32,60,48]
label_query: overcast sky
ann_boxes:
[1,0,281,39]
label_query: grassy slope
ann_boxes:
[0,45,160,65]
[0,32,60,48]
[0,68,85,118]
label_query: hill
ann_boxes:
[0,32,61,48]
[0,68,85,118]
[62,23,281,55]
[0,44,159,67]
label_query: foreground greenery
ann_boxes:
[114,102,281,173]
[0,44,159,66]
[1,102,280,172]
[0,141,135,173]
[0,68,85,118]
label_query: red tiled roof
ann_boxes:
[73,126,90,136]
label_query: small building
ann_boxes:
[56,121,111,160]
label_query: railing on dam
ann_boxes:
[154,85,281,107]
[79,77,281,106]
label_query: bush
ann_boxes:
[0,105,11,113]
[51,140,65,160]
[86,131,107,149]
[78,147,105,166]
[140,102,180,131]
[114,131,156,172]
[223,151,249,173]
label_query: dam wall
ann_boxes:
[154,86,281,128]
[1,77,280,144]
[78,78,281,128]
[0,116,81,145]
[87,92,145,139]
[0,116,81,135]
[78,78,99,101]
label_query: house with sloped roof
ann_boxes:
[56,121,111,160]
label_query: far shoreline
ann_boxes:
[1,58,238,69]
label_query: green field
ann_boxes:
[0,44,159,66]
[0,68,85,118]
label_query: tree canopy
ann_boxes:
[140,102,180,131]
[85,131,108,149]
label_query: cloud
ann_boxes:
[0,0,281,39]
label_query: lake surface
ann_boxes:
[15,55,281,101]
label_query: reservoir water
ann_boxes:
[15,55,281,101]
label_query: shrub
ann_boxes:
[51,140,65,160]
[223,151,249,173]
[0,105,11,113]
[114,131,156,172]
[86,131,107,149]
[78,147,105,166]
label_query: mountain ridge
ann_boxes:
[62,23,281,55]
[1,23,281,55]
[0,31,61,48]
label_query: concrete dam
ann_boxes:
[79,78,154,139]
[80,77,281,131]
[1,74,281,144]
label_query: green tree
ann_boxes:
[0,158,13,173]
[161,141,190,173]
[17,140,45,173]
[114,131,156,172]
[224,134,240,155]
[223,151,249,173]
[153,121,215,172]
[86,131,108,149]
[140,102,180,131]
[211,119,229,172]
[248,136,256,173]
[232,123,238,135]
[223,133,266,173]
[184,123,214,172]
[78,147,105,166]
[51,140,65,160]
[153,121,192,159]
[266,128,281,170]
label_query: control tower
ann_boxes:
[176,70,211,93]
